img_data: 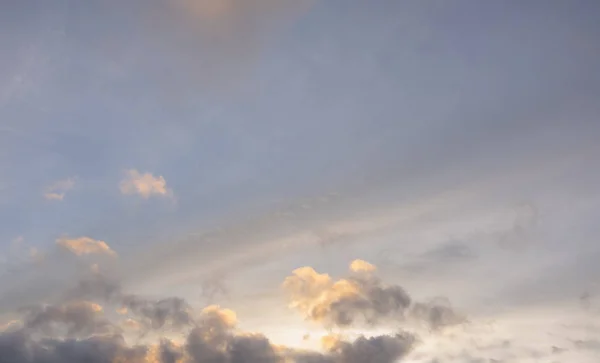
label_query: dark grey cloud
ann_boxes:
[21,301,115,338]
[329,277,412,327]
[0,332,148,363]
[292,332,415,363]
[67,275,194,331]
[120,295,193,330]
[160,339,185,363]
[329,333,415,363]
[410,297,466,331]
[186,329,282,363]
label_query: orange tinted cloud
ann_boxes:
[57,236,117,257]
[119,169,171,199]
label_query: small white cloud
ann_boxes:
[349,259,377,273]
[119,169,172,199]
[43,177,76,201]
[56,236,117,257]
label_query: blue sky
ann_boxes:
[1,1,600,362]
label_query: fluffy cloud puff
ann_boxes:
[119,169,171,199]
[283,260,463,330]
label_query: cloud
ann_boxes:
[0,290,417,363]
[120,169,172,199]
[324,332,415,363]
[0,320,19,333]
[56,236,117,257]
[67,275,194,332]
[410,297,466,331]
[159,339,185,363]
[349,260,376,273]
[122,318,143,331]
[200,274,230,304]
[118,296,194,331]
[283,260,463,330]
[0,261,426,363]
[282,261,411,327]
[288,332,415,363]
[43,177,75,201]
[0,331,149,363]
[21,301,115,338]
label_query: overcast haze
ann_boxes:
[1,1,600,362]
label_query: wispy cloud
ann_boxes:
[43,177,75,201]
[56,236,117,257]
[119,169,172,199]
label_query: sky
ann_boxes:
[1,0,600,362]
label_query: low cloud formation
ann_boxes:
[56,236,117,257]
[0,259,430,363]
[120,169,172,199]
[410,297,465,331]
[0,296,417,363]
[283,260,463,330]
[321,332,415,363]
[0,331,149,363]
[43,178,75,201]
[119,296,194,331]
[21,301,114,337]
[68,275,194,332]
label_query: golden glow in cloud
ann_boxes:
[349,259,376,273]
[56,236,117,257]
[201,304,238,328]
[282,260,414,327]
[119,169,172,199]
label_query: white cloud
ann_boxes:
[119,169,172,199]
[43,177,76,201]
[56,236,117,257]
[349,259,377,273]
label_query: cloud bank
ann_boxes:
[0,260,452,363]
